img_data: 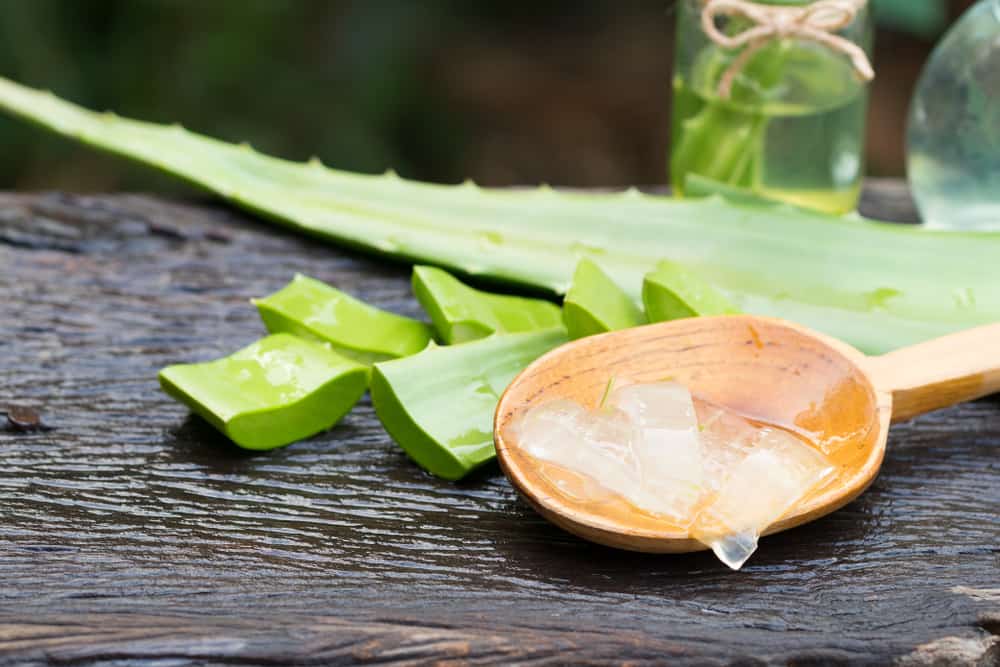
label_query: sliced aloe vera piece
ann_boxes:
[562,259,646,339]
[158,333,370,450]
[671,40,793,196]
[643,260,740,322]
[671,103,767,194]
[411,265,562,343]
[2,76,999,354]
[253,273,432,364]
[371,328,568,480]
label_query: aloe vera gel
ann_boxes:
[512,380,834,569]
[671,0,873,214]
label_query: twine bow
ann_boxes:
[701,0,873,99]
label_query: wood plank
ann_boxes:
[1,184,997,665]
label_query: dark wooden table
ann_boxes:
[1,182,997,666]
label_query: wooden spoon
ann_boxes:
[494,315,1000,553]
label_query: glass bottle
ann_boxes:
[906,0,1000,230]
[670,0,874,214]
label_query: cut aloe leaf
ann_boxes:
[253,273,432,364]
[411,265,562,344]
[671,103,767,194]
[371,328,568,480]
[671,39,793,197]
[1,76,999,354]
[562,259,646,339]
[158,333,370,450]
[643,259,740,322]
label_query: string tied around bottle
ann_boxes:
[700,0,874,99]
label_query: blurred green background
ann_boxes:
[0,0,971,191]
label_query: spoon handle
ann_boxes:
[867,322,1000,423]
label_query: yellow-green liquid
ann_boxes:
[670,42,868,215]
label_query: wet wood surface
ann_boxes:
[1,181,998,665]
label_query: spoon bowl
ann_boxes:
[494,315,1000,553]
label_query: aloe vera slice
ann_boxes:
[371,328,568,480]
[1,76,999,354]
[562,259,646,339]
[671,103,767,194]
[643,260,740,322]
[411,265,562,343]
[158,333,370,450]
[671,39,793,196]
[253,273,432,364]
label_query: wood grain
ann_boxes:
[868,323,1000,424]
[1,183,998,665]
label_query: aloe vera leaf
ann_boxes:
[158,333,370,450]
[370,328,568,480]
[411,265,562,343]
[0,76,998,354]
[671,103,767,193]
[562,258,646,339]
[671,39,795,195]
[253,273,432,364]
[643,260,741,322]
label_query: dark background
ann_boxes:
[0,0,977,192]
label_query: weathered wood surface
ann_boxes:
[0,181,997,666]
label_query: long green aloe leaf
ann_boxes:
[562,259,645,339]
[370,328,568,480]
[253,273,432,364]
[411,265,562,343]
[1,76,998,354]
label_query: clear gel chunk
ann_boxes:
[512,381,835,569]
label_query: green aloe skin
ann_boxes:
[643,259,740,322]
[562,258,646,339]
[411,265,562,343]
[1,76,997,356]
[382,260,737,478]
[671,95,767,194]
[155,260,718,469]
[254,273,432,364]
[670,39,791,197]
[158,333,370,450]
[371,328,568,480]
